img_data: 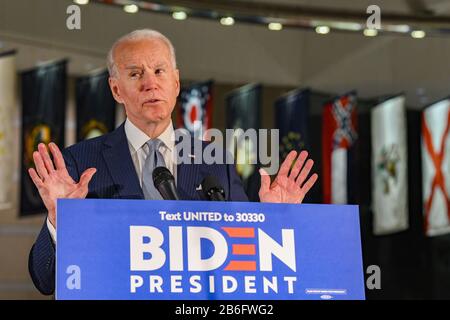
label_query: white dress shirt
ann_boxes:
[124,118,177,187]
[47,118,177,243]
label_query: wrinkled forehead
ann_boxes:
[114,38,172,69]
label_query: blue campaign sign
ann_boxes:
[56,199,365,300]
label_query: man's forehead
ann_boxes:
[114,39,171,65]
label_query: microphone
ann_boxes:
[201,175,226,201]
[152,167,180,200]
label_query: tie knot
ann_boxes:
[146,138,164,152]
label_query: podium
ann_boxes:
[56,199,365,300]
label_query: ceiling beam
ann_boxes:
[139,0,450,26]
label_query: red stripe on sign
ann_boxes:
[224,261,257,271]
[221,227,255,238]
[232,244,256,255]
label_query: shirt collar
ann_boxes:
[124,118,175,152]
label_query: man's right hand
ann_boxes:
[28,142,96,228]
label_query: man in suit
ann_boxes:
[27,29,318,295]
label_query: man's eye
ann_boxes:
[130,72,141,78]
[156,69,165,75]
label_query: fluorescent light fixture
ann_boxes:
[411,30,426,38]
[268,22,283,31]
[384,24,410,33]
[74,0,89,5]
[220,17,235,26]
[330,21,362,31]
[315,26,330,34]
[363,28,378,37]
[124,4,139,14]
[172,11,187,20]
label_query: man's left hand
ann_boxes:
[259,150,318,203]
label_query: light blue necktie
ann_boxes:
[142,139,166,200]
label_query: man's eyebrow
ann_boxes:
[124,65,143,70]
[124,63,168,70]
[155,63,168,68]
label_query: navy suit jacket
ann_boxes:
[28,123,248,295]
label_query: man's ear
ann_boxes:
[175,69,180,97]
[109,77,124,104]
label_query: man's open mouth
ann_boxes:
[143,99,161,104]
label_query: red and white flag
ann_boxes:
[422,99,450,236]
[322,91,358,204]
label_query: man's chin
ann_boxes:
[142,113,171,125]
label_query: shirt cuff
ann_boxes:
[46,217,56,244]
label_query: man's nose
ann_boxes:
[140,72,158,91]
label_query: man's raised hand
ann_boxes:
[28,142,96,227]
[259,150,318,204]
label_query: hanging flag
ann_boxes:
[322,91,358,204]
[371,95,409,235]
[20,60,67,216]
[226,83,261,201]
[275,88,310,161]
[177,80,213,139]
[76,70,117,141]
[422,99,450,236]
[0,50,17,210]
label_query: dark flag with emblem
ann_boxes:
[322,91,358,204]
[177,80,213,139]
[20,60,67,216]
[226,83,262,201]
[76,70,117,141]
[275,88,311,160]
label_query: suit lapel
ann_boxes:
[102,124,144,199]
[177,162,203,200]
[176,138,208,201]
